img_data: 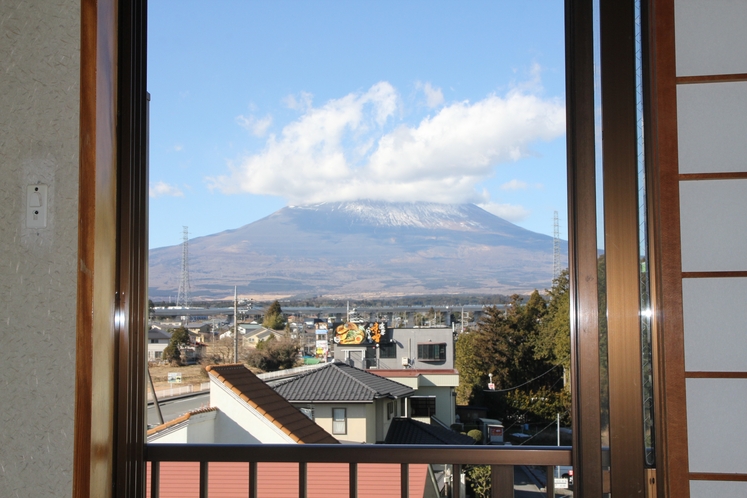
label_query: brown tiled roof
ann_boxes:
[206,364,338,444]
[147,406,218,437]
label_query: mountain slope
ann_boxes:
[148,201,567,300]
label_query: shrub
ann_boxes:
[467,429,483,444]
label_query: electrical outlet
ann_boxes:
[27,184,48,228]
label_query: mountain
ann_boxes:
[148,201,567,300]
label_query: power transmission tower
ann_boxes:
[176,226,191,308]
[553,211,561,281]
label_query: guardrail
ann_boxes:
[145,443,572,498]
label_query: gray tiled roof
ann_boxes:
[273,361,414,402]
[384,418,476,445]
[148,328,171,340]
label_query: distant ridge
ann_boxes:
[148,201,567,300]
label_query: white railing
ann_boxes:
[257,363,326,382]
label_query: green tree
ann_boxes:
[455,292,566,424]
[163,327,191,365]
[263,300,286,330]
[465,465,491,498]
[455,330,485,405]
[472,293,550,392]
[534,270,571,372]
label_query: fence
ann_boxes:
[147,382,210,402]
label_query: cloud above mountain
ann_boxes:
[208,80,565,209]
[150,181,184,198]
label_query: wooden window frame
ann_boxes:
[73,0,673,497]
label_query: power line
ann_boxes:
[484,364,561,393]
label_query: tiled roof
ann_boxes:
[207,364,338,444]
[148,328,172,340]
[272,361,414,402]
[147,406,217,437]
[384,418,476,445]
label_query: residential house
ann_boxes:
[146,365,442,498]
[2,2,745,497]
[272,361,414,443]
[335,327,460,426]
[148,364,337,445]
[147,328,171,361]
[219,324,284,347]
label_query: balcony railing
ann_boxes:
[145,443,572,498]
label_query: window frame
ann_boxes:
[379,342,397,359]
[73,1,666,496]
[332,408,347,435]
[416,343,447,361]
[410,396,437,418]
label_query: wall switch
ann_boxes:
[27,184,48,228]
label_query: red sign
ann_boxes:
[489,426,503,437]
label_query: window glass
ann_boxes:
[379,343,396,359]
[410,397,436,418]
[417,343,446,361]
[332,408,346,435]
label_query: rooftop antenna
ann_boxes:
[553,211,561,281]
[176,226,191,309]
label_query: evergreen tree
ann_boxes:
[455,292,567,424]
[162,327,191,365]
[262,300,286,330]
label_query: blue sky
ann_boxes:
[148,1,567,249]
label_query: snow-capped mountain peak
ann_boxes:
[290,200,489,231]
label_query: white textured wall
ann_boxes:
[0,1,80,497]
[210,379,295,444]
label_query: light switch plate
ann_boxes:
[27,184,48,228]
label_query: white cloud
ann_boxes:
[416,81,444,108]
[283,91,314,111]
[477,202,531,222]
[500,179,528,190]
[236,114,273,137]
[173,144,183,152]
[150,181,184,198]
[208,81,565,207]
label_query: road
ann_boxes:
[148,392,209,427]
